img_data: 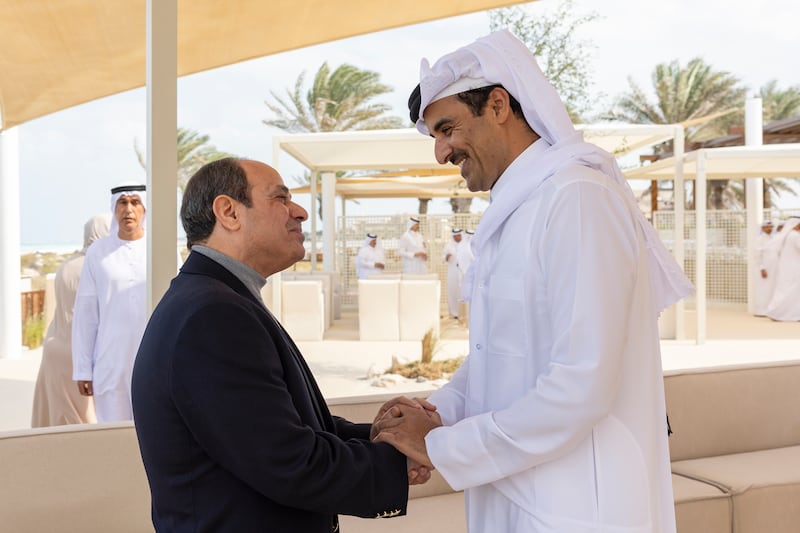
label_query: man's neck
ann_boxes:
[118,228,145,241]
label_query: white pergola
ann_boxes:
[274,124,698,340]
[625,143,800,342]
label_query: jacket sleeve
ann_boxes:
[171,300,408,517]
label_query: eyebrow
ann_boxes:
[270,185,289,195]
[431,117,452,134]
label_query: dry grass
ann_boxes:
[387,356,465,380]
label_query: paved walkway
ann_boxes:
[1,306,798,432]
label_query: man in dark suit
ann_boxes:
[132,158,419,532]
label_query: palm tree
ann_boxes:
[606,58,747,209]
[135,128,233,191]
[264,62,406,215]
[760,80,800,122]
[264,62,404,133]
[607,58,746,145]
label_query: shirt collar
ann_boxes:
[192,245,266,304]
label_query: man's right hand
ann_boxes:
[77,380,93,396]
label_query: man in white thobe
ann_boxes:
[456,229,475,279]
[765,218,800,321]
[753,220,777,316]
[356,233,386,279]
[441,229,463,318]
[374,30,693,533]
[398,217,428,274]
[72,184,148,422]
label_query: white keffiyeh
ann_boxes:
[415,29,693,313]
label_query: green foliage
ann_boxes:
[135,127,234,191]
[22,314,45,349]
[759,80,800,122]
[489,0,600,121]
[263,62,405,133]
[605,58,747,143]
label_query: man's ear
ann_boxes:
[488,87,512,123]
[212,195,241,231]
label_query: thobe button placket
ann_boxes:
[476,344,482,350]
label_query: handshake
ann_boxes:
[370,396,443,486]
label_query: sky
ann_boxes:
[13,0,800,248]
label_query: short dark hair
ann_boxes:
[180,157,251,249]
[456,85,525,120]
[408,83,525,123]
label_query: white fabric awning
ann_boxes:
[276,123,681,174]
[625,144,800,180]
[0,0,531,129]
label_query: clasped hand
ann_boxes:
[371,396,442,485]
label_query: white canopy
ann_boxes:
[277,124,681,174]
[625,144,800,180]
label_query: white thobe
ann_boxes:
[442,240,461,317]
[456,238,474,279]
[426,146,675,532]
[72,235,147,422]
[765,230,800,321]
[753,232,778,316]
[356,245,386,279]
[398,230,427,274]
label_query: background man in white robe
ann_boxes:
[765,217,800,321]
[397,217,428,274]
[72,184,148,422]
[31,213,110,427]
[753,220,777,316]
[355,233,386,279]
[374,30,693,533]
[441,229,463,319]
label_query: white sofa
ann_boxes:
[281,280,325,341]
[358,279,401,341]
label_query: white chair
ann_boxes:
[281,280,325,341]
[399,279,441,341]
[358,280,400,341]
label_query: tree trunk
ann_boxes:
[418,198,431,214]
[449,197,473,213]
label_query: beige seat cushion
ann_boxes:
[672,445,800,533]
[672,473,731,533]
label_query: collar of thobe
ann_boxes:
[420,29,692,313]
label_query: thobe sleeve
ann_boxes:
[397,234,414,260]
[426,180,638,490]
[427,359,469,426]
[71,251,100,381]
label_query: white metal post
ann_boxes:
[0,127,22,358]
[146,0,178,314]
[744,96,763,315]
[310,170,318,271]
[673,126,686,339]
[696,151,707,344]
[321,171,336,272]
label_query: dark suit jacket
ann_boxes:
[132,251,408,532]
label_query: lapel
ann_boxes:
[181,251,333,432]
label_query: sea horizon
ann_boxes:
[20,243,83,255]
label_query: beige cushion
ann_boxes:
[672,446,800,533]
[665,362,800,461]
[281,280,325,341]
[399,280,441,341]
[672,473,731,533]
[358,280,400,341]
[0,423,152,533]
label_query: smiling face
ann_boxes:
[423,93,509,192]
[237,160,308,275]
[114,194,145,240]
